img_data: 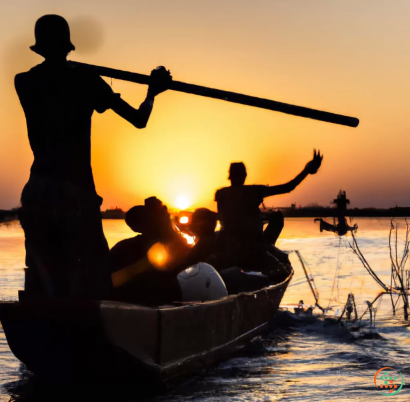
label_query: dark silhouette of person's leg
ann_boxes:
[19,178,112,299]
[263,211,284,246]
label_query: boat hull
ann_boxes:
[0,269,292,383]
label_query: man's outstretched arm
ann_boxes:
[110,67,172,129]
[261,150,323,198]
[110,95,154,129]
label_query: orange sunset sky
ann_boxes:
[1,1,410,211]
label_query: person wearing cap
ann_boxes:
[215,150,323,253]
[15,15,172,299]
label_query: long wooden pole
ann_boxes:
[70,61,359,128]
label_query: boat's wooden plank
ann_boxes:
[0,269,293,382]
[160,320,271,380]
[100,302,159,365]
[158,284,286,367]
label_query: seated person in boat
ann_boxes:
[180,209,278,293]
[214,150,323,271]
[110,197,191,305]
[181,208,219,265]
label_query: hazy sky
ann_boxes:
[1,0,410,210]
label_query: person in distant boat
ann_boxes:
[215,150,323,252]
[314,191,358,236]
[15,15,172,299]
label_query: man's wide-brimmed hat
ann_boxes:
[228,162,247,179]
[125,197,168,233]
[30,14,75,56]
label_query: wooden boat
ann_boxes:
[0,267,293,384]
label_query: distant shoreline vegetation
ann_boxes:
[100,205,410,219]
[0,208,19,224]
[101,208,125,219]
[3,205,410,224]
[263,204,410,218]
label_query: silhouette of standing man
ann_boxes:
[15,15,172,299]
[215,150,323,252]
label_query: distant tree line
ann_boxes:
[101,208,125,219]
[0,208,19,223]
[262,206,410,218]
[2,205,410,223]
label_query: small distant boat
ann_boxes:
[0,267,293,384]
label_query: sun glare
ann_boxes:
[147,242,169,270]
[175,195,191,210]
[181,232,195,245]
[179,216,189,224]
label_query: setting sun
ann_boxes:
[175,195,191,211]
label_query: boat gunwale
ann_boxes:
[0,267,294,382]
[0,267,294,313]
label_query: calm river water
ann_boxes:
[0,218,409,401]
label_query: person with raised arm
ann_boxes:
[215,150,323,254]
